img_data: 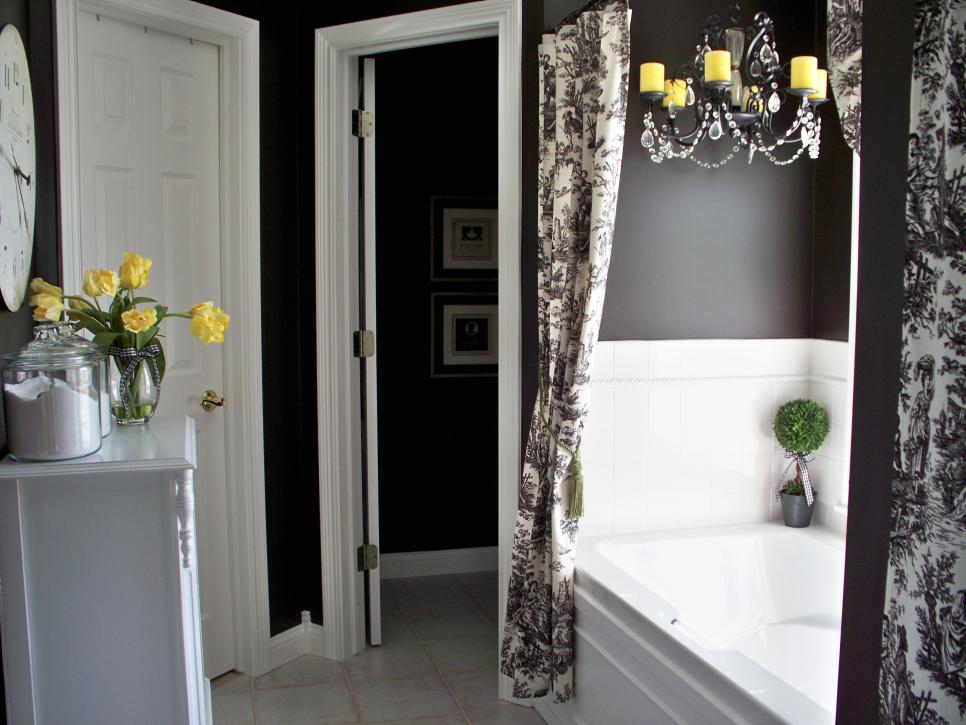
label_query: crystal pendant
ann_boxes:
[750,60,763,77]
[748,144,756,164]
[760,44,773,63]
[767,92,781,114]
[709,120,723,140]
[772,51,780,67]
[685,85,696,106]
[668,102,677,118]
[801,129,812,147]
[641,129,654,148]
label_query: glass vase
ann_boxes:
[110,355,160,425]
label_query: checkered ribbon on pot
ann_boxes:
[775,450,816,506]
[109,343,162,414]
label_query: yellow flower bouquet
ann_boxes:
[28,252,229,425]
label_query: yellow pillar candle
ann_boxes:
[704,50,731,83]
[790,56,818,90]
[663,79,687,108]
[640,62,664,93]
[808,69,828,100]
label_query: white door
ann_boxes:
[77,11,235,678]
[359,57,382,646]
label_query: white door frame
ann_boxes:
[55,0,272,677]
[314,0,522,700]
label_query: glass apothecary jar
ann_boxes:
[1,326,105,461]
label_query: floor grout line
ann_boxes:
[338,660,366,724]
[399,597,473,724]
[250,671,260,725]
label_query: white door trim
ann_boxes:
[314,0,522,701]
[55,0,272,677]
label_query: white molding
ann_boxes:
[268,611,329,671]
[314,1,522,691]
[269,621,309,672]
[54,0,271,677]
[381,546,499,580]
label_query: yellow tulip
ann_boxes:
[189,305,230,346]
[83,268,120,297]
[28,277,63,305]
[32,293,64,322]
[118,252,153,290]
[121,307,158,333]
[69,297,92,310]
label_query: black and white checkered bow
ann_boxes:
[775,450,816,506]
[109,343,162,414]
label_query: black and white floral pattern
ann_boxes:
[879,1,966,721]
[500,0,629,703]
[827,0,862,153]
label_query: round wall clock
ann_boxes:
[0,24,35,311]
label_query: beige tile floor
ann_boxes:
[212,571,543,724]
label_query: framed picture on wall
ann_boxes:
[431,197,498,280]
[431,293,498,377]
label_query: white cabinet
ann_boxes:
[0,416,209,725]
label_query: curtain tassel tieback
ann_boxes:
[567,447,584,519]
[775,449,815,506]
[539,405,584,519]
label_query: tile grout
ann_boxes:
[398,594,473,724]
[338,659,366,724]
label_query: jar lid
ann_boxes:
[1,323,106,371]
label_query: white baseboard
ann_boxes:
[380,546,498,579]
[269,611,329,671]
[535,697,567,724]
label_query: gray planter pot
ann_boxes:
[780,493,815,528]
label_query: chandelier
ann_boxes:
[638,1,828,168]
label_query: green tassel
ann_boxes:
[567,449,584,519]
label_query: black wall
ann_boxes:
[0,2,58,718]
[811,3,854,341]
[0,0,60,448]
[547,0,853,342]
[836,1,914,719]
[373,39,500,554]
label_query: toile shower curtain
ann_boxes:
[500,0,630,703]
[878,1,966,721]
[827,0,862,153]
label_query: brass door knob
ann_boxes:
[200,390,226,412]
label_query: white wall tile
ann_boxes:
[612,341,648,379]
[582,339,851,537]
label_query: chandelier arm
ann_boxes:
[756,97,810,143]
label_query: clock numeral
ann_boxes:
[4,64,8,90]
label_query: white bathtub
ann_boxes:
[537,522,845,725]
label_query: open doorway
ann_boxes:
[369,33,500,606]
[342,38,521,719]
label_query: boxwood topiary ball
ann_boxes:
[774,399,829,453]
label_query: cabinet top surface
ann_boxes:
[0,416,197,478]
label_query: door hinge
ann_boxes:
[351,109,373,138]
[357,544,379,572]
[353,329,376,358]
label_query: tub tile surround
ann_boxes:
[582,339,851,539]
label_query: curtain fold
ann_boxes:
[500,0,630,703]
[827,0,863,153]
[878,1,966,721]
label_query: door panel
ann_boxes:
[361,57,381,646]
[77,11,234,678]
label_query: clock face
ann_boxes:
[0,24,35,312]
